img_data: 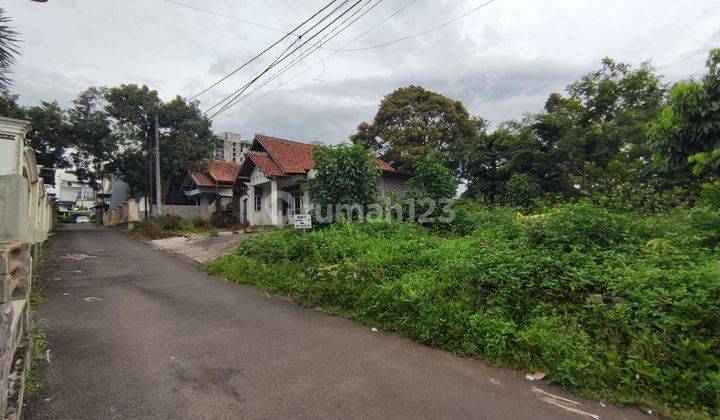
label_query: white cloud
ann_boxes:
[4,0,719,142]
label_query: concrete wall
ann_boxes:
[0,118,51,417]
[0,118,52,243]
[103,200,217,226]
[163,204,213,220]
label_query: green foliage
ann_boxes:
[650,49,720,177]
[459,58,669,205]
[26,320,48,398]
[155,214,183,230]
[0,92,23,118]
[407,154,458,200]
[134,215,227,239]
[24,101,73,168]
[406,154,458,223]
[310,143,379,222]
[66,87,114,185]
[104,85,216,198]
[697,182,720,210]
[208,203,720,417]
[351,85,476,173]
[0,8,19,94]
[503,173,542,208]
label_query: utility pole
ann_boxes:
[154,114,162,215]
[146,133,153,218]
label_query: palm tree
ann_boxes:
[0,8,20,94]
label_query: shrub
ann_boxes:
[310,143,380,223]
[503,173,542,208]
[155,214,183,230]
[406,154,459,223]
[135,218,165,238]
[697,182,720,210]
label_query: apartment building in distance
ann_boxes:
[215,132,251,164]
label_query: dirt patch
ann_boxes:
[151,231,255,263]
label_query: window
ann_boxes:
[283,188,302,216]
[291,190,302,215]
[254,193,262,212]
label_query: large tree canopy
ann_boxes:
[459,58,670,205]
[103,84,216,199]
[25,101,72,169]
[1,83,216,200]
[351,85,476,173]
[650,49,720,177]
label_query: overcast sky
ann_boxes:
[4,0,719,144]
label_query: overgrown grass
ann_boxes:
[25,320,48,398]
[206,201,720,418]
[132,214,245,240]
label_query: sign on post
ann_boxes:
[293,214,312,230]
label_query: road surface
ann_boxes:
[27,224,645,419]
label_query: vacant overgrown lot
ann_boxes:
[206,202,719,417]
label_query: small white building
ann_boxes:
[236,134,408,227]
[55,171,96,212]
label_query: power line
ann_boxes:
[331,0,498,52]
[207,0,373,119]
[202,0,359,114]
[221,0,420,113]
[161,0,300,37]
[209,0,383,120]
[188,0,342,101]
[205,0,364,116]
[212,0,388,118]
[221,0,498,113]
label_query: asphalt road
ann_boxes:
[27,224,646,419]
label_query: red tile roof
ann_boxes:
[190,160,240,188]
[245,151,284,177]
[208,160,241,183]
[255,134,315,175]
[374,158,397,173]
[248,134,399,176]
[190,172,215,188]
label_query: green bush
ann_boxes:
[135,218,165,238]
[697,182,720,210]
[207,203,720,417]
[504,173,542,208]
[155,214,183,230]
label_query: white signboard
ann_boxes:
[293,214,312,230]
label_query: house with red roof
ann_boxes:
[236,134,408,226]
[181,160,242,212]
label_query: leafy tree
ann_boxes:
[67,87,114,185]
[350,85,476,173]
[533,58,665,192]
[103,84,215,200]
[105,84,162,148]
[650,49,720,176]
[0,92,22,118]
[157,95,216,200]
[24,101,72,168]
[457,118,506,202]
[310,143,379,221]
[406,154,458,222]
[503,173,542,208]
[0,8,19,94]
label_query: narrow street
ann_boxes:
[28,225,645,419]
